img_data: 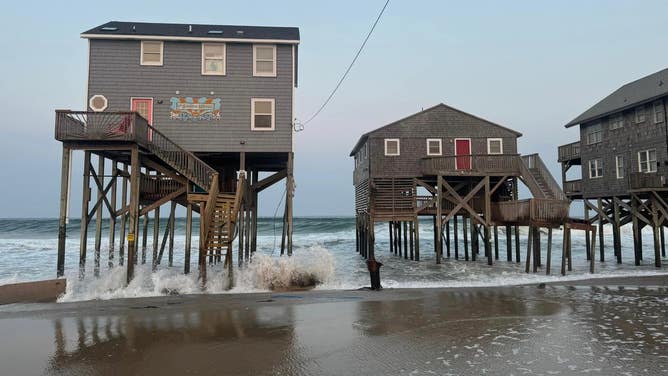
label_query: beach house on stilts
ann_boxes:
[55,21,299,285]
[351,103,589,275]
[559,68,668,268]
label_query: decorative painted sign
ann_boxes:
[169,97,221,121]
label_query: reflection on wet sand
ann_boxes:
[1,286,667,375]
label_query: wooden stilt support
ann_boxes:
[436,176,443,264]
[108,162,117,268]
[590,226,596,273]
[414,217,420,261]
[545,228,552,275]
[445,220,451,258]
[57,147,71,277]
[525,226,533,273]
[584,204,591,261]
[514,225,520,263]
[79,151,92,279]
[126,147,140,284]
[613,197,622,264]
[388,222,393,254]
[652,196,662,267]
[632,197,641,266]
[168,201,176,267]
[185,203,192,274]
[94,155,105,277]
[463,216,469,261]
[505,225,512,262]
[409,220,414,260]
[286,152,294,256]
[403,221,409,260]
[453,216,459,260]
[561,226,567,276]
[598,197,605,262]
[152,206,160,270]
[493,225,499,261]
[532,227,540,273]
[118,164,128,266]
[141,214,148,265]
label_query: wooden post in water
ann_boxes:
[94,155,105,277]
[652,196,662,267]
[505,225,512,262]
[493,225,499,261]
[453,216,459,260]
[632,197,641,266]
[567,227,573,272]
[436,176,443,264]
[409,220,414,260]
[152,206,160,270]
[403,221,408,260]
[485,176,492,266]
[514,225,520,263]
[414,217,420,261]
[463,216,469,261]
[613,197,622,264]
[126,147,140,284]
[561,226,567,276]
[598,197,605,262]
[141,214,149,265]
[590,226,596,273]
[57,147,71,277]
[545,228,552,275]
[532,227,540,273]
[445,221,451,258]
[109,162,118,268]
[525,226,533,273]
[168,201,176,267]
[184,203,192,274]
[389,222,394,254]
[584,204,591,261]
[79,151,92,279]
[286,152,294,256]
[251,170,259,255]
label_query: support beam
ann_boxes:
[152,206,160,270]
[94,155,105,277]
[109,162,117,268]
[185,204,192,274]
[56,147,71,277]
[436,175,443,264]
[126,147,140,284]
[79,151,92,279]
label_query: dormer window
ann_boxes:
[384,139,400,156]
[140,41,163,66]
[426,139,442,155]
[202,43,226,75]
[253,45,276,77]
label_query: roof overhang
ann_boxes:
[564,93,668,128]
[81,33,300,45]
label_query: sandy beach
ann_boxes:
[1,275,667,376]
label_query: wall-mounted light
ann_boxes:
[175,90,180,95]
[210,91,215,95]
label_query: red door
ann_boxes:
[455,139,471,170]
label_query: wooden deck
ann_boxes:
[630,172,668,191]
[558,141,580,162]
[492,198,570,226]
[420,154,521,176]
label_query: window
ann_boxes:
[615,155,624,179]
[89,95,108,112]
[202,43,225,75]
[363,143,368,159]
[487,138,503,154]
[140,41,163,66]
[385,139,400,156]
[635,106,646,123]
[589,159,603,178]
[426,139,442,156]
[638,149,657,173]
[251,98,275,130]
[654,101,665,123]
[609,114,624,130]
[586,122,602,145]
[253,45,276,77]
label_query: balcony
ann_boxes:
[492,198,570,225]
[630,172,668,191]
[420,154,521,176]
[558,141,581,162]
[563,179,582,197]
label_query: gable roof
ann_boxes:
[81,21,300,44]
[349,103,522,156]
[565,67,668,128]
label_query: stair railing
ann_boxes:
[521,154,567,201]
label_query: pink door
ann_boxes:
[455,139,471,170]
[131,98,153,140]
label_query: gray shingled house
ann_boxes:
[351,103,572,272]
[55,21,299,284]
[559,67,668,267]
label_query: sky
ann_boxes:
[1,0,668,218]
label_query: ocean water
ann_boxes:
[0,217,666,302]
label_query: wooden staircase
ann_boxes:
[203,193,238,263]
[520,154,567,201]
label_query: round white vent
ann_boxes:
[89,95,108,112]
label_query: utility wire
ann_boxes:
[299,0,391,127]
[271,187,287,255]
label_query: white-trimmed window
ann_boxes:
[202,43,225,75]
[140,41,163,66]
[384,139,400,156]
[487,138,503,154]
[589,158,603,179]
[586,122,602,145]
[251,98,275,131]
[609,114,624,130]
[638,149,657,173]
[253,45,277,77]
[615,155,624,179]
[426,139,442,156]
[653,100,665,123]
[89,95,108,112]
[635,106,646,123]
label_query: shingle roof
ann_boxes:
[349,103,522,156]
[81,21,300,43]
[565,67,668,128]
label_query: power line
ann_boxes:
[299,0,391,128]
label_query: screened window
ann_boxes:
[202,43,225,75]
[589,159,603,178]
[487,138,503,154]
[253,45,277,76]
[586,123,602,145]
[635,106,646,123]
[638,149,657,173]
[141,41,163,66]
[654,101,665,123]
[615,155,624,179]
[426,139,442,156]
[385,139,400,156]
[251,98,275,130]
[609,114,624,130]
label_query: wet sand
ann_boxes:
[1,275,667,376]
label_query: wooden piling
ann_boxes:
[56,147,71,277]
[652,197,662,267]
[445,221,451,258]
[493,225,499,261]
[414,217,420,261]
[514,225,520,263]
[141,214,149,264]
[453,215,459,260]
[152,206,160,269]
[613,197,621,264]
[79,151,92,279]
[108,162,117,268]
[545,228,552,275]
[598,197,605,262]
[184,203,192,274]
[126,147,140,284]
[168,201,176,267]
[505,225,512,262]
[403,221,408,260]
[463,216,469,261]
[525,226,532,273]
[409,220,414,260]
[118,164,128,266]
[94,155,104,277]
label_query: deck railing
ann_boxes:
[55,110,217,191]
[630,172,667,190]
[558,141,580,162]
[492,198,570,224]
[420,154,521,176]
[563,179,583,195]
